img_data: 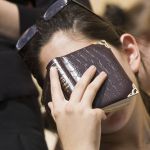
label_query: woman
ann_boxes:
[17,0,150,149]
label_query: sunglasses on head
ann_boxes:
[16,0,96,51]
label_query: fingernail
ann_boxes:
[50,66,55,70]
[89,65,96,70]
[100,71,107,78]
[50,66,57,73]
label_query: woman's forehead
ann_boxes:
[39,30,121,76]
[40,31,94,60]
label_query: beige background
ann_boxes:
[90,0,142,15]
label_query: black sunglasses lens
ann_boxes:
[43,0,68,21]
[16,25,38,50]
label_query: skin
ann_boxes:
[39,31,150,150]
[137,38,150,95]
[0,1,20,39]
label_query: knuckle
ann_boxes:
[53,109,61,118]
[87,83,98,91]
[65,104,84,114]
[65,103,74,114]
[78,105,84,114]
[75,81,85,89]
[90,111,97,117]
[85,110,97,120]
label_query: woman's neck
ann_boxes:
[101,95,150,150]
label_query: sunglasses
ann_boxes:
[16,0,96,51]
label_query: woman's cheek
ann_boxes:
[101,99,136,134]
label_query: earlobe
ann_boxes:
[120,33,141,73]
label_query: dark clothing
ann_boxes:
[0,34,49,150]
[18,5,41,34]
[0,38,38,101]
[18,0,56,34]
[0,36,48,150]
[35,0,91,8]
[36,0,52,7]
[0,1,48,149]
[8,0,33,5]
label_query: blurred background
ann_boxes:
[91,0,142,15]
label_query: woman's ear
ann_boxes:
[120,33,141,73]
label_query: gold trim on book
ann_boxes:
[127,83,139,98]
[94,40,111,49]
[103,97,132,113]
[103,83,139,113]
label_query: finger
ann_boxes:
[50,67,65,106]
[81,71,107,107]
[48,102,56,121]
[70,65,96,103]
[94,109,107,121]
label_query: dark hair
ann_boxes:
[104,2,150,37]
[104,4,128,31]
[23,2,123,87]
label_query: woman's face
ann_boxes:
[39,31,138,134]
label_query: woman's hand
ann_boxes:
[48,66,107,150]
